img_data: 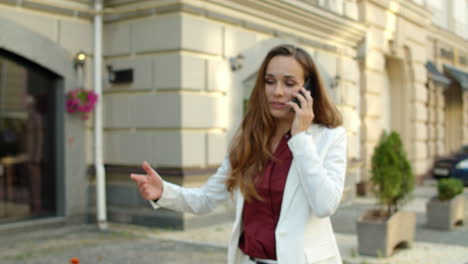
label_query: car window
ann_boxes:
[461,145,468,154]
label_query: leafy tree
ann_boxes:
[371,131,414,216]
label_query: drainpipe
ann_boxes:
[93,0,107,230]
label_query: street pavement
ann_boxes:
[0,180,467,264]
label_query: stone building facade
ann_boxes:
[0,0,466,230]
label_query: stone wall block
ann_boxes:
[362,93,382,117]
[181,132,206,167]
[413,102,428,122]
[153,131,183,167]
[413,83,428,103]
[341,56,359,83]
[344,0,359,20]
[181,14,222,55]
[130,93,181,127]
[365,50,385,72]
[436,125,445,140]
[362,71,384,94]
[347,132,360,158]
[413,122,428,141]
[316,51,337,77]
[132,14,181,53]
[181,54,206,90]
[365,3,387,29]
[410,44,427,63]
[60,20,93,54]
[207,59,230,92]
[207,133,227,166]
[104,22,131,56]
[105,132,153,165]
[412,64,428,84]
[436,109,444,124]
[180,94,226,128]
[363,118,383,142]
[103,93,131,128]
[342,107,360,134]
[154,53,181,90]
[368,27,385,50]
[224,26,257,57]
[342,84,358,107]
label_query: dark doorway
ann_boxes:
[0,49,60,223]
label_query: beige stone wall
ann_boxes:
[102,12,230,168]
[358,0,433,181]
[429,26,468,155]
[102,0,365,172]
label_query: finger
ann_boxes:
[301,87,313,101]
[294,91,307,109]
[130,173,148,183]
[301,87,313,109]
[142,161,159,180]
[287,101,300,113]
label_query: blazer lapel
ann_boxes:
[278,124,319,223]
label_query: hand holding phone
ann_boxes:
[292,78,313,108]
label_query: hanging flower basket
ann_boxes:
[66,88,98,120]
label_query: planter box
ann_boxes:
[357,210,416,257]
[426,195,465,230]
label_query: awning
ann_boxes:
[443,64,468,91]
[425,61,450,86]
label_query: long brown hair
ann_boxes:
[226,44,342,201]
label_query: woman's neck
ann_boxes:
[275,118,293,138]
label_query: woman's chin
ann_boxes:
[270,109,293,119]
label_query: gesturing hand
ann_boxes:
[130,161,163,201]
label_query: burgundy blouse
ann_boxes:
[238,132,293,260]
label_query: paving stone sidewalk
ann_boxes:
[0,225,226,264]
[1,182,467,264]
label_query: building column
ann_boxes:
[435,87,446,156]
[463,91,468,143]
[406,46,430,180]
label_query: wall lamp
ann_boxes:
[330,75,341,88]
[229,54,244,72]
[74,51,87,70]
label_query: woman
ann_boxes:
[130,44,347,264]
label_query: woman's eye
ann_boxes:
[265,79,275,85]
[285,82,295,87]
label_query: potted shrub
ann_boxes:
[426,178,465,230]
[356,131,415,257]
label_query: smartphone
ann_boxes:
[292,78,313,108]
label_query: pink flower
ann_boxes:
[66,88,99,120]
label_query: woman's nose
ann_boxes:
[273,84,284,96]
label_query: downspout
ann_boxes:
[93,0,107,230]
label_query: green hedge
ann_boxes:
[438,178,464,201]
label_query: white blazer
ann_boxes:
[150,124,347,264]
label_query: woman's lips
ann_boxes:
[270,102,288,109]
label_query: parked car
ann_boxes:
[432,145,468,185]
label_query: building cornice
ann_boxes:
[428,25,468,54]
[0,0,95,19]
[1,0,366,52]
[364,0,432,27]
[103,0,366,51]
[204,0,366,50]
